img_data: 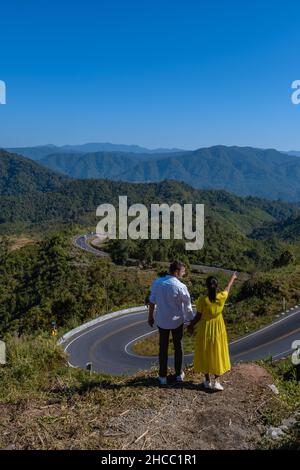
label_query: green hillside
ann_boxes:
[0,150,67,195]
[251,216,300,242]
[0,151,299,272]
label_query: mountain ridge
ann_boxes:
[4,143,187,161]
[34,145,300,201]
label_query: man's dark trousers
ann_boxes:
[158,324,184,377]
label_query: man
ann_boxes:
[144,270,169,307]
[148,260,194,385]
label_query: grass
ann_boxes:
[0,333,299,450]
[257,357,300,449]
[0,333,70,402]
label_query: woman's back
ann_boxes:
[196,290,228,321]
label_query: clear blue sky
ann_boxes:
[0,0,300,150]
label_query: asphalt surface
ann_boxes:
[64,233,300,375]
[73,233,109,257]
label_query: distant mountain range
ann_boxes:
[3,144,300,201]
[286,150,300,158]
[4,143,186,161]
[27,146,300,201]
[38,150,189,179]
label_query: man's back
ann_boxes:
[149,274,193,329]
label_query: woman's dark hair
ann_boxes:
[169,260,185,275]
[206,276,218,303]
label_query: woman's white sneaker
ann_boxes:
[176,372,185,383]
[213,381,224,391]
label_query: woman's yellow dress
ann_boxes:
[194,290,231,376]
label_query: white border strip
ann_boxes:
[58,305,148,345]
[124,331,157,358]
[230,307,300,346]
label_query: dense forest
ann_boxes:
[0,150,67,195]
[0,232,152,336]
[0,149,300,272]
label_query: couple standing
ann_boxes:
[148,260,238,390]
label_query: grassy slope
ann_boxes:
[0,334,298,450]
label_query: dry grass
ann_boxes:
[9,235,37,251]
[0,334,298,450]
[0,351,288,450]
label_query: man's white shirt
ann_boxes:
[149,275,194,329]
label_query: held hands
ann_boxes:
[187,324,194,336]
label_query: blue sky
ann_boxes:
[0,0,300,150]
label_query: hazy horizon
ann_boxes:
[2,142,298,154]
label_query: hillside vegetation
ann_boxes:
[0,151,299,271]
[20,145,300,201]
[0,150,67,195]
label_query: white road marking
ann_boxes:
[272,348,293,359]
[230,308,300,346]
[64,310,147,367]
[124,330,158,358]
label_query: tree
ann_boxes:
[273,250,295,268]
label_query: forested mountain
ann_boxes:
[286,151,300,158]
[32,146,300,202]
[1,149,300,270]
[0,150,68,195]
[39,151,181,178]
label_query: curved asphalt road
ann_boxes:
[73,233,235,274]
[73,233,109,257]
[63,233,300,375]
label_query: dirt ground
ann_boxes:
[105,364,277,450]
[0,363,284,450]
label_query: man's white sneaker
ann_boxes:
[203,380,212,389]
[176,372,185,382]
[159,376,167,385]
[213,381,224,391]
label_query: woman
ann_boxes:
[188,272,238,391]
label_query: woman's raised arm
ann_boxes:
[224,271,238,294]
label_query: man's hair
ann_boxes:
[169,260,185,274]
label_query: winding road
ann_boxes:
[61,233,300,376]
